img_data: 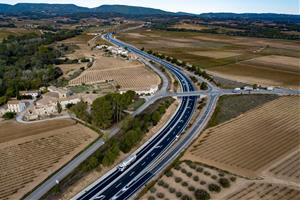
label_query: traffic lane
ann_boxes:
[97,97,196,200]
[79,97,189,200]
[110,97,197,200]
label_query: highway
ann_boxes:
[72,33,207,200]
[73,33,300,200]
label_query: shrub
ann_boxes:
[175,177,182,183]
[219,173,225,177]
[181,168,187,174]
[194,189,211,200]
[200,181,206,185]
[148,196,155,200]
[190,163,197,169]
[187,172,193,177]
[182,181,188,187]
[219,178,230,188]
[165,171,173,177]
[182,194,192,200]
[150,187,156,193]
[230,177,237,182]
[204,171,211,176]
[208,184,221,192]
[211,175,217,180]
[158,180,164,186]
[156,192,164,198]
[174,165,181,170]
[163,182,169,188]
[193,176,199,181]
[188,186,195,191]
[196,167,203,172]
[169,187,176,193]
[176,192,183,198]
[185,160,193,165]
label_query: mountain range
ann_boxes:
[0,3,298,21]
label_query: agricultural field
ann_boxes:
[118,29,300,89]
[185,96,300,178]
[69,55,161,92]
[224,182,300,200]
[171,23,209,31]
[141,160,239,200]
[209,55,300,89]
[0,119,98,200]
[0,28,37,41]
[267,150,300,184]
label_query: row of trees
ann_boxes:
[78,98,174,171]
[143,48,215,87]
[0,29,82,105]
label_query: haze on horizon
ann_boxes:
[0,0,299,14]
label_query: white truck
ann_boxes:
[118,154,137,172]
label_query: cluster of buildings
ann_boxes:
[96,45,138,60]
[0,86,83,121]
[24,86,81,121]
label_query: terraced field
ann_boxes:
[186,96,300,177]
[0,122,98,200]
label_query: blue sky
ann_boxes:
[1,0,299,14]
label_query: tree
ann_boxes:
[70,101,90,122]
[194,189,210,200]
[57,102,62,113]
[219,178,230,188]
[3,112,16,120]
[208,184,221,192]
[200,82,208,90]
[151,111,161,125]
[92,97,113,129]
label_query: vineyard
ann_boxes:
[0,123,98,200]
[225,182,300,200]
[69,59,160,91]
[186,96,300,177]
[268,150,300,184]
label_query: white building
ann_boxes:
[20,90,40,99]
[59,96,81,109]
[120,85,158,96]
[7,100,26,113]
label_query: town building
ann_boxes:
[7,100,26,113]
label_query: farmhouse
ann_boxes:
[7,100,26,113]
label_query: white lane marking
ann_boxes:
[115,182,122,188]
[129,171,135,177]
